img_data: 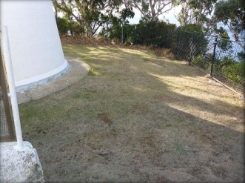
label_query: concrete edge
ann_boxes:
[17,57,89,104]
[15,60,70,92]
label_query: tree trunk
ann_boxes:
[86,22,93,37]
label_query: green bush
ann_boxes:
[215,57,235,71]
[108,24,122,42]
[56,17,71,36]
[222,61,245,83]
[192,55,210,69]
[70,21,83,36]
[134,21,175,46]
[214,57,245,83]
[108,21,175,46]
[123,24,136,44]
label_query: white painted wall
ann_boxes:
[1,0,69,91]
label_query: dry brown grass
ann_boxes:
[20,43,244,182]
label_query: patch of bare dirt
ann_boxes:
[97,112,113,127]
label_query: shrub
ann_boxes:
[134,21,175,47]
[108,24,122,42]
[192,55,210,69]
[56,17,71,36]
[70,21,83,36]
[107,21,176,46]
[213,57,244,83]
[222,61,245,83]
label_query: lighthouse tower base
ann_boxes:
[1,0,69,92]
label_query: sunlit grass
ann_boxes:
[19,44,244,182]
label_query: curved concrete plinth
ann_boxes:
[16,60,70,92]
[0,141,45,183]
[17,57,90,104]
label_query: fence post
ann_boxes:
[166,29,169,48]
[211,35,218,76]
[106,21,109,40]
[121,22,124,44]
[175,30,180,56]
[134,25,136,45]
[188,32,195,65]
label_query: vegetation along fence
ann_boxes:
[172,30,244,93]
[117,24,244,93]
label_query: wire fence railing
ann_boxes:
[122,28,244,93]
[0,29,16,142]
[0,90,9,138]
[171,30,244,93]
[0,73,15,142]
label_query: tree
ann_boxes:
[177,1,194,26]
[176,0,217,33]
[53,0,123,37]
[53,0,81,36]
[53,0,59,20]
[214,0,245,42]
[124,0,175,22]
[176,0,245,41]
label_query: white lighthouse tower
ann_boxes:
[1,0,69,92]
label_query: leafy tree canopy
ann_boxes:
[214,0,245,42]
[176,0,217,27]
[124,0,178,22]
[53,0,124,37]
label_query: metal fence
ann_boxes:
[0,44,15,142]
[1,27,25,149]
[124,28,244,93]
[113,24,244,93]
[0,87,15,142]
[0,88,14,141]
[168,30,244,92]
[0,90,8,137]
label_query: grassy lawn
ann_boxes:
[20,44,244,182]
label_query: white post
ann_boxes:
[1,26,24,151]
